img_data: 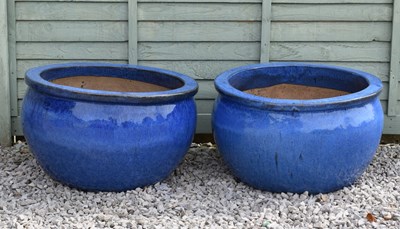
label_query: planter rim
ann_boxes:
[214,62,383,111]
[25,62,198,104]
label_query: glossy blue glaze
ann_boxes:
[22,62,198,192]
[212,63,383,194]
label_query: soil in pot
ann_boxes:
[244,83,349,100]
[52,76,170,92]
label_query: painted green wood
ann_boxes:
[0,0,11,146]
[273,0,392,3]
[260,0,272,62]
[138,22,260,42]
[195,100,214,114]
[16,2,128,21]
[271,22,392,42]
[384,115,400,134]
[139,0,391,3]
[138,42,388,62]
[138,42,260,61]
[16,21,392,43]
[7,0,17,118]
[309,62,390,82]
[16,42,128,60]
[196,114,212,134]
[138,3,261,21]
[17,60,128,79]
[16,21,128,42]
[138,3,391,22]
[128,0,138,64]
[388,0,400,116]
[270,42,390,62]
[139,0,261,3]
[272,4,392,21]
[16,0,127,2]
[138,60,258,79]
[141,42,389,62]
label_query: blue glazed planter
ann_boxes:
[212,63,384,194]
[22,62,198,192]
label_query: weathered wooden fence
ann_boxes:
[0,0,399,146]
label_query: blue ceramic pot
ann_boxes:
[212,63,383,194]
[22,62,198,192]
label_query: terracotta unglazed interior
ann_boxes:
[244,83,350,100]
[51,76,170,92]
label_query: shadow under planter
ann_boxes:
[212,62,384,194]
[22,62,198,192]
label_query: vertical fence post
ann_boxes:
[260,0,272,63]
[128,0,138,64]
[0,0,11,146]
[388,0,400,117]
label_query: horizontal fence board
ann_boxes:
[270,42,390,62]
[16,42,128,60]
[139,21,392,42]
[272,4,392,21]
[16,21,128,42]
[138,21,260,42]
[139,0,262,3]
[307,62,390,82]
[16,21,392,43]
[196,113,212,134]
[16,2,127,21]
[138,0,392,3]
[383,115,400,135]
[138,60,258,79]
[16,0,128,2]
[271,22,392,42]
[138,42,389,62]
[196,99,215,114]
[138,42,260,61]
[16,60,129,79]
[273,0,392,3]
[138,3,261,21]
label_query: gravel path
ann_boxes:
[0,142,399,229]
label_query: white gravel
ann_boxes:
[0,142,399,228]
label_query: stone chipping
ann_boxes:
[0,142,398,228]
